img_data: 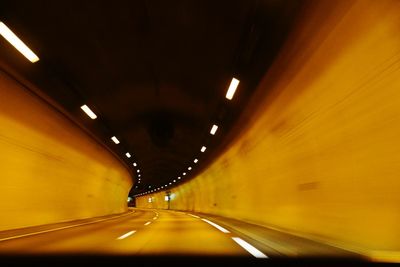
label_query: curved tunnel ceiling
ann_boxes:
[0,0,304,195]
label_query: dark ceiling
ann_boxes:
[0,0,304,195]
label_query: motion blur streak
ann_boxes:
[0,70,132,230]
[137,0,400,262]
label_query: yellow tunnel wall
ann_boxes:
[0,70,133,231]
[137,0,400,258]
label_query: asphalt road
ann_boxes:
[0,209,259,257]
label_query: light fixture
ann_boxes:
[194,159,198,163]
[178,177,181,180]
[137,169,140,173]
[173,180,176,182]
[201,146,206,152]
[210,124,218,135]
[169,182,172,185]
[80,105,97,119]
[133,162,137,167]
[126,152,131,158]
[0,21,39,63]
[138,174,141,177]
[225,77,240,100]
[183,172,186,176]
[111,136,120,144]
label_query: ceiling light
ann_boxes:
[178,177,181,180]
[194,159,198,163]
[0,22,39,63]
[210,124,218,135]
[133,162,137,167]
[137,169,140,173]
[183,172,186,176]
[188,167,192,170]
[225,77,240,100]
[80,105,97,119]
[201,146,206,152]
[126,152,131,158]
[111,136,120,144]
[138,174,141,177]
[173,180,176,182]
[169,182,172,185]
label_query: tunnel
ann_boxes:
[0,0,399,265]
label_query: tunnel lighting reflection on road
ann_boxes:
[80,105,97,119]
[231,237,268,258]
[201,146,206,152]
[126,152,131,158]
[0,22,40,63]
[225,77,240,100]
[194,159,198,163]
[111,136,120,144]
[133,162,137,167]
[210,124,218,135]
[201,219,230,233]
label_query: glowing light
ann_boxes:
[225,77,240,100]
[111,136,120,144]
[231,237,268,258]
[80,105,97,119]
[133,162,137,167]
[178,177,181,180]
[137,169,140,173]
[183,172,186,176]
[0,22,39,63]
[210,124,218,135]
[164,196,169,201]
[194,159,198,163]
[188,167,192,170]
[144,222,151,226]
[126,152,131,158]
[201,146,206,152]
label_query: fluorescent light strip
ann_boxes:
[201,146,206,152]
[210,124,218,135]
[226,78,240,100]
[126,152,131,158]
[144,222,151,226]
[201,219,230,233]
[111,136,120,144]
[231,237,268,258]
[0,22,39,63]
[117,230,136,240]
[80,105,97,119]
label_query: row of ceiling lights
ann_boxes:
[0,21,240,193]
[0,21,143,184]
[134,77,240,197]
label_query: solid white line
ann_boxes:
[232,237,268,258]
[201,219,230,233]
[0,212,133,242]
[144,221,151,226]
[117,230,136,240]
[187,214,200,219]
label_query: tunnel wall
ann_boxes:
[137,0,400,259]
[0,70,133,231]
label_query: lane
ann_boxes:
[0,209,250,256]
